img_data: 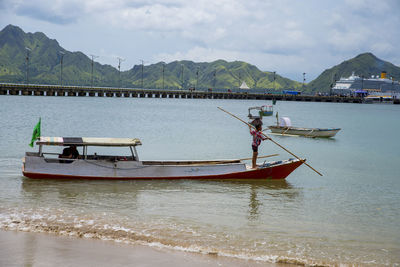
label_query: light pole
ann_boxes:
[302,72,306,91]
[140,60,145,89]
[213,69,216,89]
[196,66,199,91]
[117,57,125,89]
[25,47,31,84]
[331,73,337,96]
[273,71,276,91]
[59,51,65,86]
[361,75,364,91]
[392,77,394,91]
[162,63,165,90]
[90,54,98,87]
[180,64,184,90]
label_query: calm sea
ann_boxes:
[0,95,399,266]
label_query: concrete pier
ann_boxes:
[0,83,367,103]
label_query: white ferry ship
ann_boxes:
[332,71,400,99]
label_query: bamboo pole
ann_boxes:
[217,107,323,176]
[239,153,279,161]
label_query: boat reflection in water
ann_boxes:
[20,178,303,226]
[215,180,302,221]
[17,176,305,265]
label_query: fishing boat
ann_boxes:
[248,105,273,120]
[268,126,341,138]
[248,105,274,127]
[268,117,341,138]
[22,137,304,180]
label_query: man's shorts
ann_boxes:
[252,145,258,153]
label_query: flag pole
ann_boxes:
[217,107,323,176]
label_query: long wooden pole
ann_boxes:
[239,153,279,161]
[217,107,323,176]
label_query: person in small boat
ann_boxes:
[249,124,269,169]
[59,145,79,162]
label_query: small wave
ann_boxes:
[0,210,388,267]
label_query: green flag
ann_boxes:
[29,118,41,147]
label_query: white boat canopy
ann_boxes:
[36,137,142,147]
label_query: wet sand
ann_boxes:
[0,230,281,267]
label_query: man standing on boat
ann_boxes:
[249,124,269,169]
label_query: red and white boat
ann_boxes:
[22,137,304,180]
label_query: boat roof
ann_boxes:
[249,105,272,110]
[36,137,142,147]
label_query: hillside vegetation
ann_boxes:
[0,25,301,91]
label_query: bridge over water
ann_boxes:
[0,83,372,104]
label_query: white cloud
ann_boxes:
[155,46,240,63]
[5,0,85,24]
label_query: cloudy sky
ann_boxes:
[1,0,399,81]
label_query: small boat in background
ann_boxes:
[248,105,274,127]
[268,116,341,138]
[22,136,304,180]
[248,105,273,119]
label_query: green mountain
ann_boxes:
[0,24,120,86]
[0,25,301,90]
[307,53,400,93]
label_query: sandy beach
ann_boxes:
[0,230,281,267]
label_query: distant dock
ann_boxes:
[0,83,373,103]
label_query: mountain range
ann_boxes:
[1,24,399,93]
[0,25,300,91]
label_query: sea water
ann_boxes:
[0,95,399,266]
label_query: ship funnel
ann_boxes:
[381,71,387,79]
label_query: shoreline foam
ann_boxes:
[0,230,283,267]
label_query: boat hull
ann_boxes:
[260,111,273,116]
[22,156,304,180]
[268,126,340,138]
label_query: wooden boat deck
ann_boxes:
[142,160,242,166]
